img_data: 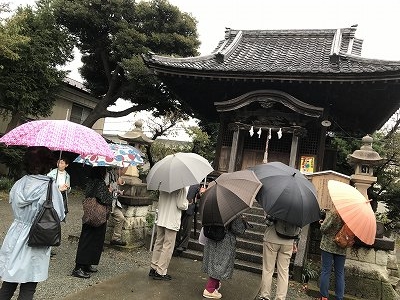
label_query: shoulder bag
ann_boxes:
[334,223,355,248]
[82,197,110,227]
[28,179,62,247]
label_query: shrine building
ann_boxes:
[142,25,400,173]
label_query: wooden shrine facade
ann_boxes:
[143,26,400,172]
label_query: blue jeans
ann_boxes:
[320,250,345,300]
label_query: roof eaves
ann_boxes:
[340,52,400,66]
[148,64,400,82]
[143,51,215,64]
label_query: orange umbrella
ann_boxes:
[327,180,376,245]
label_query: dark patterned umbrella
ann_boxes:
[200,170,262,226]
[250,162,320,227]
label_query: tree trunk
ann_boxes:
[5,111,23,133]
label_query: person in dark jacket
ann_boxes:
[72,166,113,279]
[175,184,201,253]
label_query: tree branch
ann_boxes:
[105,103,154,118]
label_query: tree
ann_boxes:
[52,0,200,128]
[0,4,30,62]
[0,2,74,132]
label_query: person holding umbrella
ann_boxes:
[72,166,113,278]
[201,215,248,299]
[149,187,189,280]
[317,208,346,300]
[317,180,377,300]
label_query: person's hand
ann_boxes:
[293,243,298,253]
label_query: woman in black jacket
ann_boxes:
[72,166,113,278]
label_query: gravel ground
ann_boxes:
[0,189,315,300]
[0,189,152,300]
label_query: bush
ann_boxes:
[0,177,14,192]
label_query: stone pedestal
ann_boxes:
[105,181,156,248]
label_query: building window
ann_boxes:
[70,104,91,124]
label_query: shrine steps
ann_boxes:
[180,205,267,274]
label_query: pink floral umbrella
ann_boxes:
[0,119,114,158]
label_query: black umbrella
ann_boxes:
[250,162,320,227]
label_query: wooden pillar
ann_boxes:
[228,127,240,172]
[317,126,327,171]
[289,132,299,168]
[214,115,226,171]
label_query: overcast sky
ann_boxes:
[8,0,400,138]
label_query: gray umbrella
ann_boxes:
[250,162,320,227]
[146,152,213,193]
[200,170,262,226]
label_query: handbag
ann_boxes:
[334,223,355,248]
[82,197,110,227]
[28,179,62,247]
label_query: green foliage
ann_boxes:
[0,176,14,191]
[376,212,394,229]
[145,211,156,227]
[0,2,74,124]
[330,136,361,175]
[0,146,26,179]
[149,139,191,164]
[186,124,217,163]
[52,0,200,127]
[0,4,30,61]
[302,259,319,283]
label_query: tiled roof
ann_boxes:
[143,26,400,78]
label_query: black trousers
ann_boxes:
[75,222,107,268]
[0,282,37,300]
[175,212,194,250]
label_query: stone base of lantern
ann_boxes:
[105,181,157,248]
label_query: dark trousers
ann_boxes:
[0,282,37,300]
[75,222,107,269]
[175,212,194,250]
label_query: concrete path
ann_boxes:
[63,256,262,300]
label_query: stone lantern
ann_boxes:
[105,120,156,248]
[347,135,384,199]
[118,120,154,149]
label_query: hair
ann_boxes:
[24,146,57,175]
[89,166,107,180]
[58,156,69,165]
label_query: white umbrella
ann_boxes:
[146,152,213,193]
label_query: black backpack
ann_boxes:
[274,219,301,239]
[203,225,226,241]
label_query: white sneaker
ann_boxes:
[203,289,222,299]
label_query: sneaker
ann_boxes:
[203,289,222,299]
[153,271,172,280]
[110,239,127,246]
